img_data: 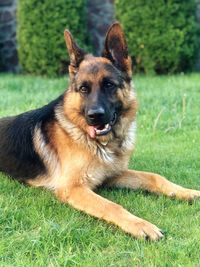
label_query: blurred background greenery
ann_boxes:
[0,0,200,76]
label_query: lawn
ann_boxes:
[0,73,200,266]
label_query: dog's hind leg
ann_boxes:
[57,185,163,240]
[107,170,200,200]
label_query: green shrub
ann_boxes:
[17,0,91,77]
[0,56,2,72]
[0,51,4,72]
[115,0,199,74]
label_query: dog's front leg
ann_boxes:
[57,184,163,240]
[107,170,200,200]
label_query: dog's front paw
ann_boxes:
[171,188,200,200]
[123,218,164,241]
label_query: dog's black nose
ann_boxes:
[87,106,105,121]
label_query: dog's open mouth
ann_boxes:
[88,113,117,138]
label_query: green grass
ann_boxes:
[0,73,200,266]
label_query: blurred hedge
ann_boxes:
[0,53,5,72]
[115,0,199,74]
[0,54,3,72]
[17,0,91,77]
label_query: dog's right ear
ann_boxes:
[64,30,86,77]
[102,22,132,78]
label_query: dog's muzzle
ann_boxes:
[88,112,117,138]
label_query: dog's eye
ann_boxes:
[104,81,115,89]
[79,86,88,94]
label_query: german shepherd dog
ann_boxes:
[0,23,200,240]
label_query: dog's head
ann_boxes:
[64,23,137,141]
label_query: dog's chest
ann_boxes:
[82,121,136,188]
[82,145,131,189]
[83,158,126,189]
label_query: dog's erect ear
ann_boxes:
[64,30,86,76]
[102,22,132,77]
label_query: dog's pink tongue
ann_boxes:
[88,126,96,138]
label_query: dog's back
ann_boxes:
[0,95,63,181]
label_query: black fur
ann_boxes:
[0,95,63,181]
